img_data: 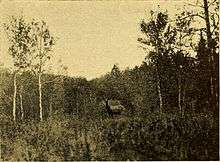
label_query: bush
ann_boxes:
[1,111,218,161]
[100,112,217,160]
[1,113,96,161]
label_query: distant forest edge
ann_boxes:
[0,0,219,161]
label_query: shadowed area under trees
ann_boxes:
[0,0,219,161]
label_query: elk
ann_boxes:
[105,99,125,117]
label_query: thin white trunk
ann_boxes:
[38,25,43,121]
[156,67,163,112]
[13,72,17,121]
[155,38,163,113]
[39,73,43,121]
[20,88,24,120]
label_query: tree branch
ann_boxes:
[208,0,217,7]
[209,11,219,35]
[172,13,206,23]
[183,13,206,20]
[185,2,204,8]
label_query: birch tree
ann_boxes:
[31,20,55,121]
[19,85,24,120]
[173,12,196,115]
[138,11,175,113]
[4,16,33,121]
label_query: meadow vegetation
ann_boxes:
[0,0,219,160]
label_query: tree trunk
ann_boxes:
[178,67,184,116]
[156,66,163,113]
[204,0,219,122]
[38,73,43,121]
[20,86,24,120]
[203,0,216,111]
[155,37,163,113]
[13,72,17,121]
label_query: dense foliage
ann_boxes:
[1,112,218,161]
[0,0,219,160]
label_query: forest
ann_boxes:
[0,0,219,161]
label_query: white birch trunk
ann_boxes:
[39,25,43,121]
[155,38,163,113]
[156,67,163,113]
[39,73,43,121]
[13,72,17,121]
[20,88,24,120]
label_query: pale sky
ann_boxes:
[0,0,189,79]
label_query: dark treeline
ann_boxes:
[0,63,159,121]
[0,0,219,161]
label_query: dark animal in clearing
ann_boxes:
[105,100,124,117]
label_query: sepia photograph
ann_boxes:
[0,0,219,161]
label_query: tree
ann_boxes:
[0,67,13,121]
[19,84,24,120]
[138,11,175,113]
[178,0,219,113]
[111,64,121,79]
[40,59,68,117]
[195,31,210,112]
[4,16,34,121]
[203,0,219,114]
[30,20,55,121]
[171,12,197,115]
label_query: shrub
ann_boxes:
[100,112,217,160]
[1,111,218,161]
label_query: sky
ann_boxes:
[0,0,189,80]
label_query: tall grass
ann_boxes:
[1,110,218,161]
